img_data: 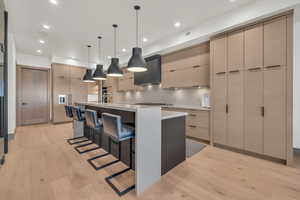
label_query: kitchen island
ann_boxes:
[76,103,187,196]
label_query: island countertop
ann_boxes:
[76,102,188,120]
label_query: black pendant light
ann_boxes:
[83,45,95,83]
[127,5,147,72]
[107,24,123,77]
[93,36,107,80]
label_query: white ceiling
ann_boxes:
[7,0,256,67]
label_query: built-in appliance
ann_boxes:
[0,5,7,166]
[102,87,109,103]
[134,54,161,85]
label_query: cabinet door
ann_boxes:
[212,73,227,145]
[264,16,287,67]
[244,69,264,153]
[162,69,176,88]
[227,70,244,149]
[245,24,263,69]
[70,67,88,104]
[263,66,286,159]
[228,30,244,71]
[52,64,71,123]
[212,36,227,73]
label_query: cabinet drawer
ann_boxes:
[187,111,209,128]
[187,125,209,140]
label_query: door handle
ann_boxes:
[261,106,265,117]
[22,102,28,106]
[226,104,229,113]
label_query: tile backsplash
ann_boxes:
[115,85,210,106]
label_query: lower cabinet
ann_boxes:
[163,107,210,141]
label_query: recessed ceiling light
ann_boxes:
[49,0,58,5]
[229,0,236,2]
[43,24,50,30]
[174,22,181,28]
[36,50,42,54]
[107,56,112,59]
[143,37,148,42]
[71,56,75,59]
[39,40,45,44]
[122,48,127,52]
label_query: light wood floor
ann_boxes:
[1,123,300,200]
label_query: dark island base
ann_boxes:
[83,105,186,175]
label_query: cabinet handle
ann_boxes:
[226,104,229,113]
[248,67,262,71]
[265,65,281,69]
[189,125,197,128]
[261,106,265,117]
[229,70,240,73]
[192,65,200,69]
[189,114,197,117]
[216,72,226,75]
[170,70,176,72]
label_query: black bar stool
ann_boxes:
[71,106,98,154]
[64,105,89,145]
[102,113,135,196]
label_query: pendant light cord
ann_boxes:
[98,37,102,63]
[136,8,139,47]
[87,45,91,68]
[113,24,117,58]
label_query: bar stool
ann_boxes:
[102,113,135,196]
[84,109,117,170]
[71,106,99,154]
[65,105,89,145]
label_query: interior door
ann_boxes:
[20,68,49,125]
[244,68,264,153]
[227,70,244,149]
[263,66,286,159]
[264,16,287,68]
[212,73,227,145]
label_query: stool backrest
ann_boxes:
[85,109,101,129]
[71,106,84,121]
[102,113,122,140]
[64,105,73,118]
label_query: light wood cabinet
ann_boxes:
[162,43,210,89]
[163,107,210,141]
[227,70,244,149]
[244,68,264,154]
[228,30,244,71]
[264,16,287,68]
[212,73,227,145]
[211,13,292,162]
[118,69,143,92]
[245,24,263,69]
[263,66,286,159]
[211,35,227,74]
[52,64,88,123]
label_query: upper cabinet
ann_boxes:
[162,42,210,88]
[211,35,227,74]
[118,68,144,92]
[227,30,244,71]
[264,16,287,67]
[245,24,263,69]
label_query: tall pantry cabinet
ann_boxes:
[210,14,293,163]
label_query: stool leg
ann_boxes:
[105,138,135,196]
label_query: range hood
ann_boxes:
[134,55,161,85]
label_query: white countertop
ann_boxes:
[77,102,188,120]
[162,105,211,111]
[161,111,188,120]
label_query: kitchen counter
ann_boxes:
[162,111,188,120]
[163,105,211,111]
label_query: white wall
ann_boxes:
[293,5,300,149]
[16,53,51,68]
[7,33,16,134]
